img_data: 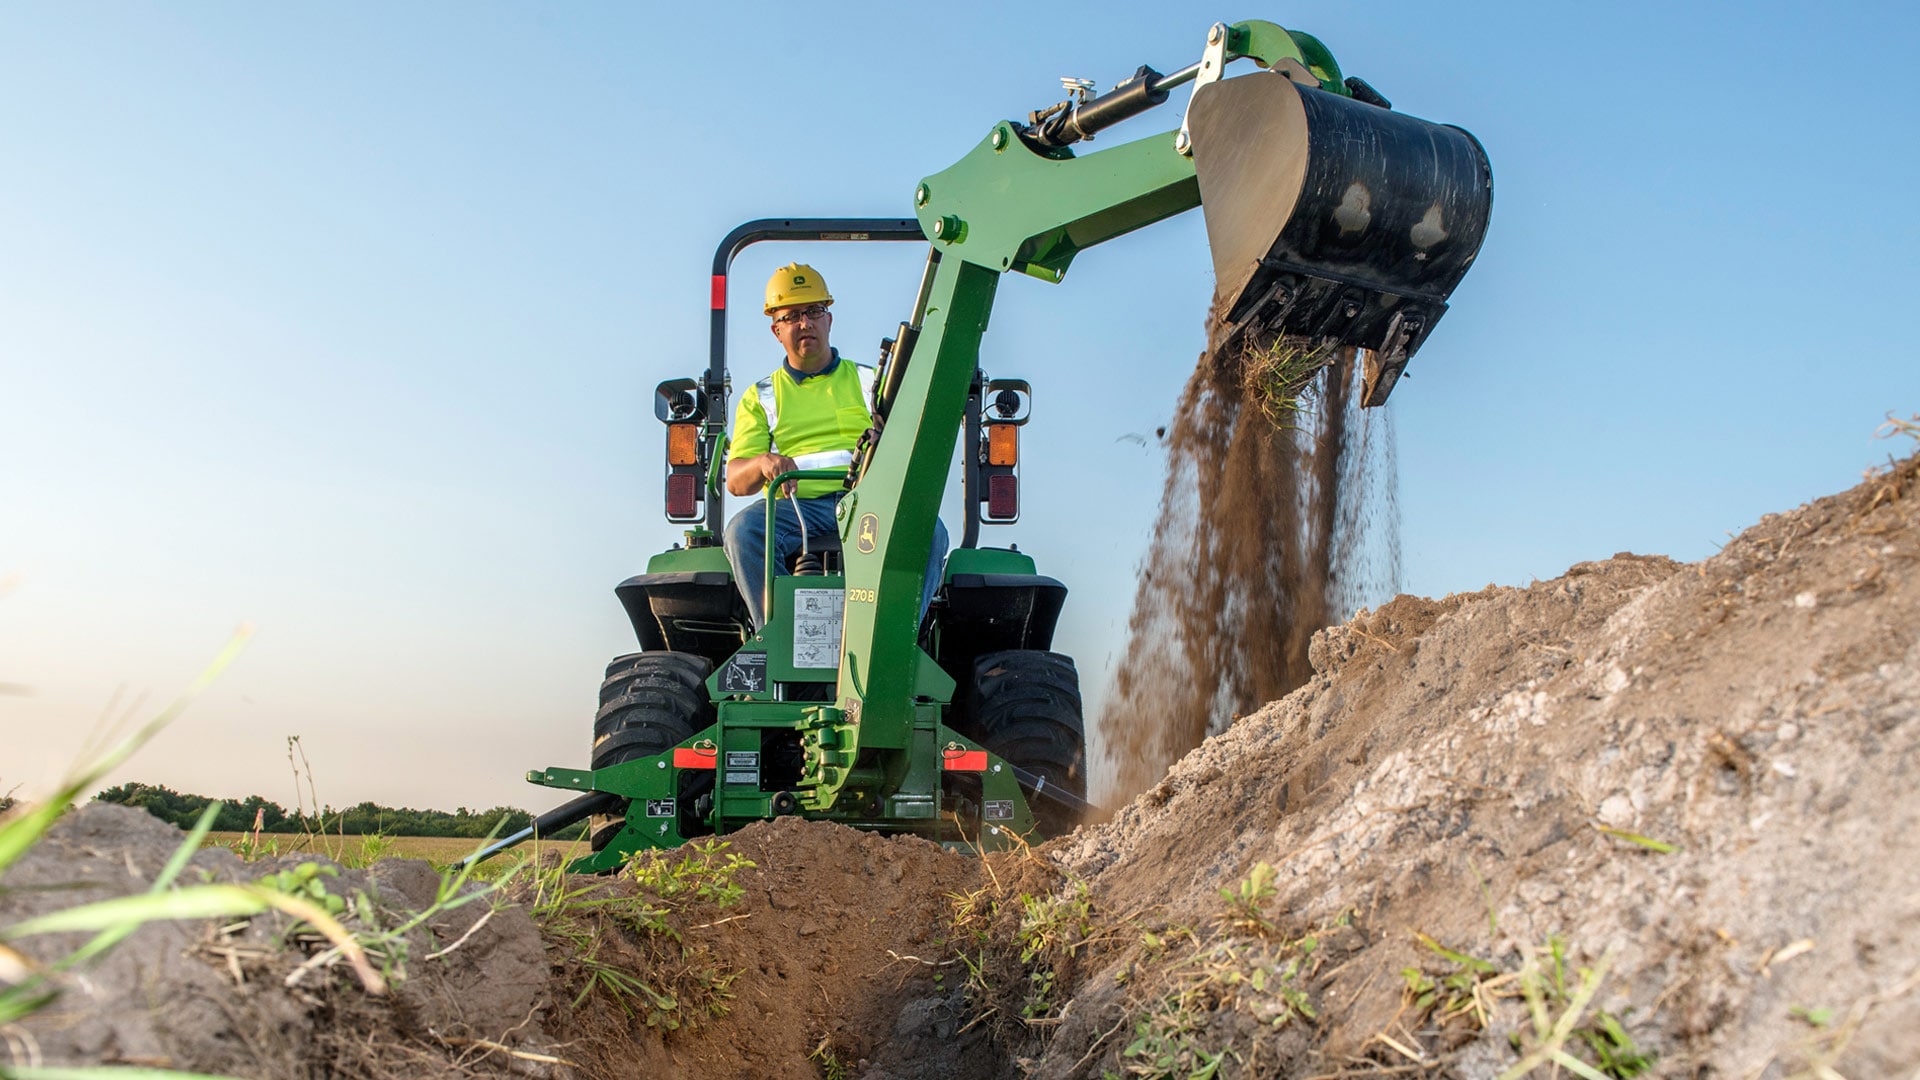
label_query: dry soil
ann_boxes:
[6,451,1917,1079]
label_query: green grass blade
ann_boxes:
[154,802,221,889]
[1413,931,1497,973]
[1548,1048,1613,1080]
[1594,824,1678,854]
[2,884,268,938]
[3,1060,243,1068]
[0,984,61,1026]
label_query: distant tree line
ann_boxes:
[93,782,582,839]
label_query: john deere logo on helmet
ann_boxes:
[765,262,832,314]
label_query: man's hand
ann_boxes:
[726,451,800,497]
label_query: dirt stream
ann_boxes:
[8,452,1919,1077]
[1099,337,1399,804]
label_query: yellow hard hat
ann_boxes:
[764,263,833,315]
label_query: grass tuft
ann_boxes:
[1232,335,1338,429]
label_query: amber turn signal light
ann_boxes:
[986,423,1018,466]
[667,423,700,466]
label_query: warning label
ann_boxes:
[791,588,844,668]
[645,799,676,818]
[984,800,1015,821]
[718,652,767,693]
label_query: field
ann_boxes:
[200,831,586,867]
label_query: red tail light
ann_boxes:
[986,474,1018,520]
[666,473,699,519]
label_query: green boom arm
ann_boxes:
[808,21,1323,810]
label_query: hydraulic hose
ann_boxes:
[460,789,621,867]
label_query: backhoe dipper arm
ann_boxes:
[815,21,1326,808]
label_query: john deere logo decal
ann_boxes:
[792,273,807,285]
[856,513,878,553]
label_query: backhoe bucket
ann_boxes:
[1188,71,1492,404]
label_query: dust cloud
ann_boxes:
[1095,332,1399,805]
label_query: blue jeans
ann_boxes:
[725,494,949,629]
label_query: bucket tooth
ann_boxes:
[1188,71,1492,403]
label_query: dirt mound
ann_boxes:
[5,808,992,1079]
[1,802,557,1077]
[11,454,1917,1079]
[1011,450,1920,1076]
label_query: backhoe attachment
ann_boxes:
[1187,56,1492,404]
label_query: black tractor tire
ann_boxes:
[598,651,707,711]
[587,652,715,852]
[962,650,1086,839]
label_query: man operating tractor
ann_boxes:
[723,263,949,628]
[483,19,1492,871]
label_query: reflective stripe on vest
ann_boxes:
[792,449,855,470]
[755,376,780,439]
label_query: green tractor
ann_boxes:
[476,18,1492,871]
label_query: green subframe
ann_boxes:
[529,716,1036,874]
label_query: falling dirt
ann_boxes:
[1097,330,1400,805]
[8,452,1918,1078]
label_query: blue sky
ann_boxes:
[4,3,1916,813]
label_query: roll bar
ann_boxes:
[697,219,925,534]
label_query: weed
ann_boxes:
[1121,930,1321,1079]
[1393,932,1652,1078]
[219,831,284,861]
[533,839,751,1031]
[1019,881,1095,965]
[257,861,352,922]
[809,1036,853,1080]
[1498,937,1653,1080]
[1217,862,1279,937]
[625,837,753,908]
[1013,885,1095,1019]
[349,833,396,867]
[947,870,1103,1038]
[1400,931,1499,1030]
[1863,412,1920,511]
